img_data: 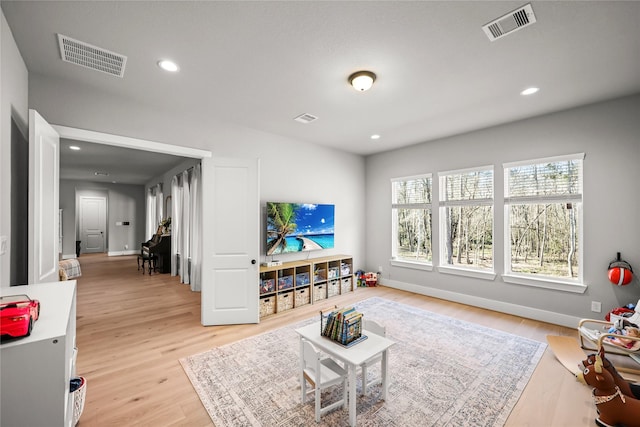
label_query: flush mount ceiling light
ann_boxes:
[349,71,376,91]
[69,145,80,150]
[370,134,381,140]
[94,171,110,177]
[158,59,179,72]
[521,87,539,96]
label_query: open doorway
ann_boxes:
[57,128,209,261]
[10,118,28,285]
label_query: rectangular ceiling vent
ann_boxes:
[294,113,318,124]
[482,3,536,41]
[57,34,127,77]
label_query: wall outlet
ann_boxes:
[591,301,602,313]
[124,244,129,250]
[378,266,383,273]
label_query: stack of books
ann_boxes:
[321,306,363,346]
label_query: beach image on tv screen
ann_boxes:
[266,202,335,255]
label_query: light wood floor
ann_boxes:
[75,253,601,426]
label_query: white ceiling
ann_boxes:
[59,138,189,185]
[3,1,640,183]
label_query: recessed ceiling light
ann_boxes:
[158,59,179,72]
[69,145,80,150]
[95,171,110,176]
[521,87,539,96]
[371,134,381,140]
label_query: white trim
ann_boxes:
[379,279,581,328]
[437,265,497,280]
[503,152,585,169]
[439,198,493,207]
[504,194,583,204]
[61,253,76,260]
[52,125,212,159]
[107,250,139,257]
[390,259,433,271]
[502,273,587,294]
[438,164,494,177]
[390,172,432,183]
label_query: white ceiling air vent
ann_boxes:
[57,34,127,77]
[482,3,537,41]
[294,113,318,124]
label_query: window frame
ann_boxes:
[391,174,433,270]
[502,153,586,293]
[437,165,496,280]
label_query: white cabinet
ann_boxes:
[1,280,77,427]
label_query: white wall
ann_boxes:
[0,10,28,286]
[27,73,367,270]
[59,181,146,258]
[365,94,640,323]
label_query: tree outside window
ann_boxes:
[504,154,583,280]
[439,167,494,271]
[392,175,432,263]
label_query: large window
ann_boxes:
[392,175,432,264]
[504,154,583,282]
[439,167,494,272]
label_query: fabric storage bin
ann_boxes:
[260,296,276,317]
[277,291,294,312]
[341,277,352,294]
[313,284,327,302]
[328,279,340,297]
[295,287,311,306]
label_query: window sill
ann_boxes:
[390,259,433,271]
[502,274,587,294]
[437,265,496,281]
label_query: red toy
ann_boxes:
[608,252,634,286]
[0,294,41,338]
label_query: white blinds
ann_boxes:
[439,166,493,206]
[392,175,432,208]
[505,154,583,203]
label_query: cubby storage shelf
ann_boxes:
[259,255,354,318]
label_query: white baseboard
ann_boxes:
[107,250,139,257]
[380,278,581,329]
[61,254,77,260]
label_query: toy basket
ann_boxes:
[71,376,86,426]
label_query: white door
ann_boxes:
[28,110,60,284]
[79,196,106,253]
[201,157,260,325]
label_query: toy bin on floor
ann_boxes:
[71,376,86,426]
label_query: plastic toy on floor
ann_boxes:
[577,348,640,427]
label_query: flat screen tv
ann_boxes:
[266,202,335,255]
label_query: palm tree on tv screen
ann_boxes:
[266,202,298,255]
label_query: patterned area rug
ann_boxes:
[180,297,546,426]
